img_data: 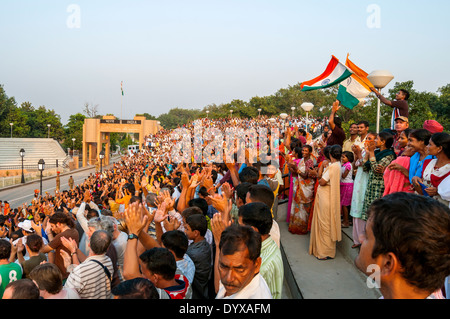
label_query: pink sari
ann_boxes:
[286,157,301,222]
[383,156,414,196]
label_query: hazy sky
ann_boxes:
[1,0,449,124]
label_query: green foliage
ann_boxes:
[387,81,437,130]
[62,113,86,150]
[1,78,449,144]
[136,112,157,120]
[157,107,202,130]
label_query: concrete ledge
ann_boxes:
[279,202,382,299]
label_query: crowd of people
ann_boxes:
[0,91,449,300]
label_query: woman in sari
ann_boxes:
[307,146,331,232]
[309,145,342,260]
[348,133,376,249]
[383,145,415,196]
[408,129,434,185]
[288,145,317,234]
[286,147,302,223]
[412,132,450,207]
[361,131,396,222]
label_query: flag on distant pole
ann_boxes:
[337,54,374,109]
[121,81,124,96]
[300,55,353,91]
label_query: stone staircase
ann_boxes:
[0,138,68,169]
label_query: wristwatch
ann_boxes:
[128,233,139,241]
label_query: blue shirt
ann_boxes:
[409,152,435,184]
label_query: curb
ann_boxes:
[0,156,121,193]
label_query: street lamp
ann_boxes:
[72,138,76,155]
[301,102,314,133]
[20,149,25,184]
[206,110,209,118]
[280,113,288,131]
[367,70,394,133]
[47,124,51,138]
[230,110,233,118]
[291,106,296,118]
[258,109,262,117]
[99,150,105,174]
[38,159,45,197]
[10,123,13,138]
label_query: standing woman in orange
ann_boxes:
[309,145,342,260]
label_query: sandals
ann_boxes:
[317,256,333,260]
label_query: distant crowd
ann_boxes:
[1,92,449,299]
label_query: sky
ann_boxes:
[1,0,449,125]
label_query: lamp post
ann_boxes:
[20,149,25,184]
[280,113,288,132]
[38,159,45,197]
[291,106,296,118]
[367,70,394,133]
[258,109,262,117]
[10,123,13,138]
[206,110,209,118]
[99,150,105,174]
[72,138,76,155]
[230,110,233,118]
[47,124,51,138]
[301,102,314,133]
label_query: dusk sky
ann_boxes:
[1,0,449,124]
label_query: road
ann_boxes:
[0,168,96,208]
[0,156,121,209]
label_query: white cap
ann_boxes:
[18,220,34,233]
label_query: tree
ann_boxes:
[387,81,437,130]
[136,112,157,120]
[429,84,450,131]
[63,113,86,151]
[0,85,18,137]
[157,108,201,130]
[82,102,99,118]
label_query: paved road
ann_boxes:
[0,156,121,209]
[0,167,97,208]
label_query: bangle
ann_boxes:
[71,251,77,256]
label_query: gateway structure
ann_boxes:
[82,115,161,167]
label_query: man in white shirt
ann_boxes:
[213,223,272,299]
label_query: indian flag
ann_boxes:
[121,81,124,96]
[337,55,374,109]
[300,55,353,91]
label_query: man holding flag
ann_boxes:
[370,87,410,130]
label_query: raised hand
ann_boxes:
[124,202,148,236]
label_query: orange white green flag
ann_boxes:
[337,55,374,109]
[300,55,352,91]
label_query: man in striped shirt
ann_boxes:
[237,202,284,299]
[64,230,114,299]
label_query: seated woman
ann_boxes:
[412,132,450,207]
[361,131,396,222]
[383,145,415,196]
[408,129,435,186]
